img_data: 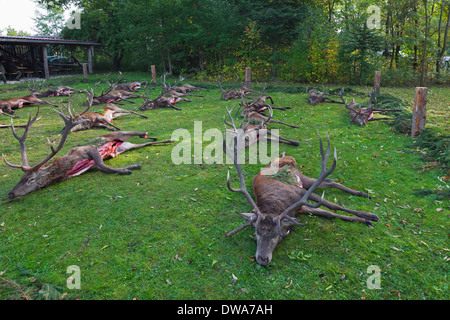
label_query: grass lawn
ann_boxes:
[0,72,448,300]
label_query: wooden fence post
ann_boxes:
[245,67,251,89]
[374,71,381,94]
[151,65,156,83]
[81,63,88,79]
[42,45,49,79]
[411,87,428,137]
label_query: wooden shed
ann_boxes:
[0,35,101,79]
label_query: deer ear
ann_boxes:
[237,212,257,221]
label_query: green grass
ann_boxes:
[0,72,448,300]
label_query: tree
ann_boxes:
[32,4,66,36]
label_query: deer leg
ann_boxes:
[300,206,373,226]
[268,119,299,128]
[300,175,371,198]
[266,130,300,146]
[98,117,121,131]
[130,111,148,119]
[87,149,140,174]
[114,139,174,154]
[168,104,182,111]
[306,192,378,221]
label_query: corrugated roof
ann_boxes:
[0,35,101,46]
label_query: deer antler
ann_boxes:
[79,81,101,115]
[3,98,87,172]
[28,80,45,95]
[223,106,265,236]
[273,132,337,237]
[2,108,41,169]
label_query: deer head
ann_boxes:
[3,102,85,199]
[339,90,374,126]
[223,112,339,265]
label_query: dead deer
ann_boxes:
[71,88,122,132]
[0,99,14,116]
[2,94,59,110]
[178,83,208,92]
[102,103,148,121]
[338,90,399,126]
[218,75,259,101]
[223,127,378,266]
[85,73,138,106]
[31,84,82,98]
[139,74,190,111]
[113,81,147,92]
[238,85,290,118]
[3,107,173,199]
[225,106,299,148]
[307,88,344,105]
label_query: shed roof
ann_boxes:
[0,35,101,46]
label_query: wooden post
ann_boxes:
[87,46,93,73]
[82,63,88,79]
[245,67,251,89]
[42,45,49,79]
[411,87,428,137]
[151,65,156,83]
[374,71,381,94]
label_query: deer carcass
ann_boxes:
[3,107,173,199]
[70,89,122,132]
[33,87,82,98]
[307,88,344,105]
[238,85,291,118]
[338,91,400,126]
[224,129,378,266]
[218,75,259,101]
[2,94,59,110]
[225,106,299,148]
[0,99,15,116]
[113,81,147,92]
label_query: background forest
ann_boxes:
[25,0,450,87]
[28,0,449,87]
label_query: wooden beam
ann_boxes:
[87,46,93,73]
[151,65,156,83]
[82,63,88,79]
[245,67,251,89]
[374,71,381,94]
[42,45,49,79]
[411,87,428,137]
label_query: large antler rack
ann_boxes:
[79,81,101,116]
[222,105,270,236]
[2,97,87,172]
[272,132,337,237]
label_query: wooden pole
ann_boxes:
[374,71,381,94]
[151,65,156,83]
[82,63,88,79]
[244,67,251,89]
[411,87,428,137]
[87,46,93,73]
[42,45,49,79]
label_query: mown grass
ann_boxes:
[0,72,448,300]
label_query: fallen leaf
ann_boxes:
[284,280,293,289]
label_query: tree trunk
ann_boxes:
[436,3,450,78]
[411,87,428,137]
[420,0,429,86]
[113,54,123,71]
